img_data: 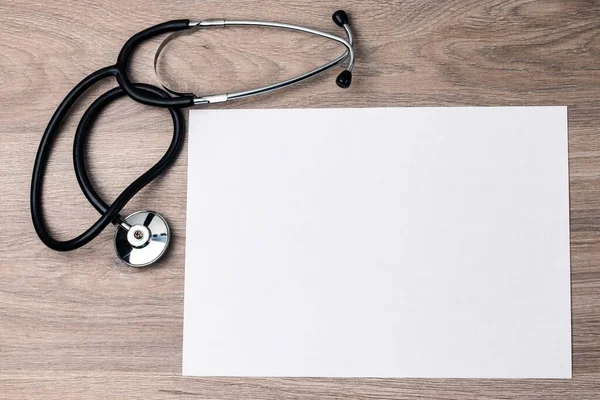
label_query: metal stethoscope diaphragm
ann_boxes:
[31,10,356,267]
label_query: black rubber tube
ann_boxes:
[32,19,194,252]
[31,67,185,251]
[73,83,185,216]
[116,19,195,108]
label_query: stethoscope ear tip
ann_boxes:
[332,10,349,27]
[336,70,352,88]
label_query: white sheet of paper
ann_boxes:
[183,107,571,378]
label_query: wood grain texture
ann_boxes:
[1,0,600,398]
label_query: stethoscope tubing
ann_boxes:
[32,19,196,251]
[73,83,185,217]
[30,64,185,251]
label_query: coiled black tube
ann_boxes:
[30,66,185,251]
[73,83,185,215]
[31,20,195,252]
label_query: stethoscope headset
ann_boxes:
[31,11,356,267]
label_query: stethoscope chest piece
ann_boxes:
[114,211,170,267]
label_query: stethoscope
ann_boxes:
[31,10,356,267]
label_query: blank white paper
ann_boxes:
[183,107,571,378]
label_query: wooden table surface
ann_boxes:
[1,0,600,398]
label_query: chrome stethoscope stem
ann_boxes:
[195,19,355,69]
[222,21,354,103]
[154,16,356,105]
